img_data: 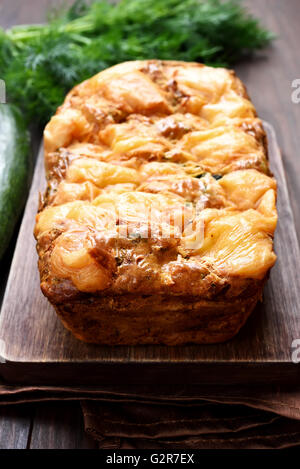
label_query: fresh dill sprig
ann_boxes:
[0,0,274,127]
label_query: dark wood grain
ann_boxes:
[0,405,32,449]
[29,402,97,449]
[0,122,299,387]
[0,0,74,29]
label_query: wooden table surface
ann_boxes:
[0,0,299,449]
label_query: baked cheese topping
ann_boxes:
[36,61,277,293]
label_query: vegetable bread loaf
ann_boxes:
[34,60,277,344]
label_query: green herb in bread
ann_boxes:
[0,104,31,260]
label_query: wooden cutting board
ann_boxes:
[0,122,299,386]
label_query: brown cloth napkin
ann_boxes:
[1,381,300,448]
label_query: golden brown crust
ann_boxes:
[54,290,263,345]
[35,60,277,344]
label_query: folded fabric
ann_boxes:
[1,381,300,448]
[82,401,300,449]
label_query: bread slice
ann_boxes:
[35,60,277,344]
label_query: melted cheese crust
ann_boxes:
[36,60,277,294]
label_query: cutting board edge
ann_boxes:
[0,358,299,386]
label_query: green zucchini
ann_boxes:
[0,103,31,261]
